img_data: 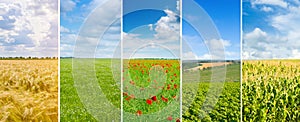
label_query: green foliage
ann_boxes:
[182,64,241,121]
[243,60,300,121]
[60,59,241,121]
[182,82,240,122]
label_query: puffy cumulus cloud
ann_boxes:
[243,27,297,59]
[243,28,267,47]
[123,9,180,58]
[154,9,180,42]
[244,1,300,59]
[0,0,58,57]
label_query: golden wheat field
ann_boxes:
[0,60,58,122]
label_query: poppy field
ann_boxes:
[122,59,180,121]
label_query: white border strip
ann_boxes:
[121,0,124,121]
[58,0,61,121]
[240,0,243,121]
[180,0,183,121]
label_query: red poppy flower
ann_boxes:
[162,96,168,102]
[123,92,128,96]
[125,97,131,101]
[136,110,142,116]
[151,96,157,101]
[172,95,176,99]
[165,70,168,73]
[130,80,135,85]
[167,84,171,90]
[174,84,178,89]
[146,99,152,105]
[176,118,180,122]
[167,116,172,121]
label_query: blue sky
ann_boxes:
[182,0,241,60]
[243,0,300,59]
[123,0,180,59]
[60,0,97,57]
[0,1,58,57]
[60,0,240,59]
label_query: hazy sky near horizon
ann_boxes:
[0,0,58,57]
[243,0,300,59]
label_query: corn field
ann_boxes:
[0,60,58,121]
[242,60,300,121]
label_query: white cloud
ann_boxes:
[271,6,300,49]
[290,49,300,59]
[148,24,153,31]
[261,6,273,12]
[247,1,300,59]
[251,0,288,8]
[154,9,180,42]
[60,26,70,33]
[205,38,231,51]
[122,9,180,58]
[243,26,300,59]
[61,0,76,12]
[176,0,180,11]
[244,28,267,46]
[183,51,198,60]
[0,1,58,57]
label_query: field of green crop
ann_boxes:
[60,59,240,121]
[243,60,300,121]
[182,63,240,121]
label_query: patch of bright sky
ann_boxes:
[183,0,241,60]
[123,0,180,59]
[243,0,300,59]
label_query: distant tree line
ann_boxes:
[0,56,58,60]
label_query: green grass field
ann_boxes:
[60,59,240,121]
